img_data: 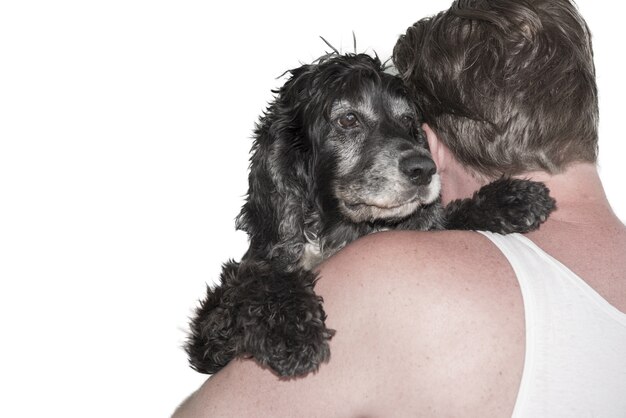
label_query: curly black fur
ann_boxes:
[186,53,555,377]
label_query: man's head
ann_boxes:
[393,0,598,177]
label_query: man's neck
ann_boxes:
[439,162,489,206]
[442,161,622,228]
[512,163,619,227]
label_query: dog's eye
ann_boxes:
[337,113,359,129]
[400,114,414,126]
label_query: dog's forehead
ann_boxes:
[330,98,375,119]
[330,93,413,119]
[385,95,414,116]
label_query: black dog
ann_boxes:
[186,53,555,377]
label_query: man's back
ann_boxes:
[482,230,626,416]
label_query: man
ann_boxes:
[175,1,626,416]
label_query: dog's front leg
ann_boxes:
[235,259,335,377]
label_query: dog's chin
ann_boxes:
[340,198,423,223]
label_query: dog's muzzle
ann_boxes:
[337,171,441,223]
[333,136,441,223]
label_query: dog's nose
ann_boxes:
[399,154,436,186]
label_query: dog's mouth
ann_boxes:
[338,174,441,222]
[344,196,420,212]
[340,196,420,221]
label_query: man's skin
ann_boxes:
[173,125,626,417]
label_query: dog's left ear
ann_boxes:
[422,123,451,175]
[412,119,428,149]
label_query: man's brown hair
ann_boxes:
[393,0,598,176]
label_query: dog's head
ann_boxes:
[240,53,441,250]
[274,53,441,223]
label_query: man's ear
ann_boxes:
[423,123,447,172]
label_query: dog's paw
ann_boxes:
[445,177,556,233]
[244,299,335,377]
[239,266,335,377]
[479,177,556,233]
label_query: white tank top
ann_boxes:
[479,231,626,418]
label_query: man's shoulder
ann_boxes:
[318,229,512,292]
[316,230,521,337]
[315,230,525,415]
[318,229,521,321]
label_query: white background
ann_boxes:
[0,1,624,417]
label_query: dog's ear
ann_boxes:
[269,64,324,154]
[413,121,429,149]
[235,64,322,263]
